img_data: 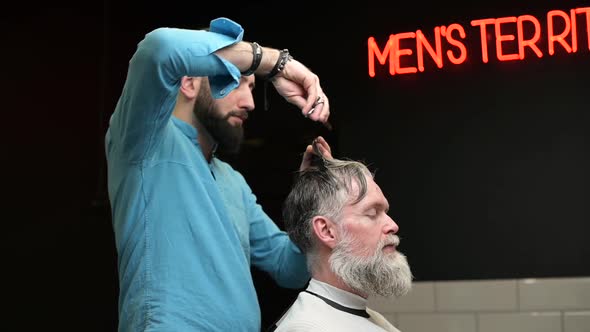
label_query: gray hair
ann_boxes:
[282,157,373,270]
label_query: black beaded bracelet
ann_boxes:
[263,49,293,80]
[263,49,293,110]
[241,42,262,76]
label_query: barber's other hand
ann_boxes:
[271,59,330,125]
[299,136,333,172]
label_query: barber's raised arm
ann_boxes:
[216,37,331,124]
[108,17,330,161]
[108,18,244,160]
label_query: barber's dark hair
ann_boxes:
[282,156,372,270]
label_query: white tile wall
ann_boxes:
[368,282,435,313]
[368,277,590,332]
[519,278,590,310]
[397,313,476,332]
[479,312,561,332]
[435,279,517,311]
[564,311,590,332]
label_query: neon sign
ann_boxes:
[368,7,590,76]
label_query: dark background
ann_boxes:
[4,0,589,330]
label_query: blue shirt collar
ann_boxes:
[171,116,218,160]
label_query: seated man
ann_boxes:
[272,139,413,332]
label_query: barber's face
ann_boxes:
[194,76,255,154]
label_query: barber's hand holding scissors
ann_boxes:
[271,58,331,129]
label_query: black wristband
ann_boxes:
[241,42,262,76]
[263,49,293,80]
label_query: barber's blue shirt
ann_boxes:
[105,18,309,332]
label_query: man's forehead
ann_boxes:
[364,180,389,206]
[345,177,387,207]
[240,75,255,88]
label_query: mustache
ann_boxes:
[382,235,400,247]
[226,111,248,120]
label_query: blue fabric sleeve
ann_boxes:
[108,18,243,161]
[245,185,311,288]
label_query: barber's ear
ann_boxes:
[312,216,339,249]
[179,76,201,99]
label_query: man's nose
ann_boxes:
[239,92,255,112]
[384,215,399,234]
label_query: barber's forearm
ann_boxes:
[215,41,281,77]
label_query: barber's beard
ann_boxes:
[193,92,244,155]
[329,233,413,298]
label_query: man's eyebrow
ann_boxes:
[246,77,255,89]
[240,76,255,90]
[366,200,389,212]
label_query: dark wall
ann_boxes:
[338,0,590,282]
[3,1,119,330]
[6,0,589,330]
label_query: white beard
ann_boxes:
[329,234,413,298]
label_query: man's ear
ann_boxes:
[179,76,201,99]
[312,216,339,249]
